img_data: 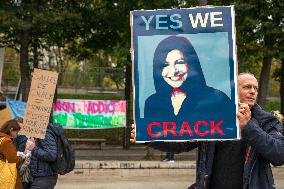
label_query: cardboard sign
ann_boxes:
[131,6,238,142]
[21,69,58,139]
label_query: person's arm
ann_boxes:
[32,132,57,162]
[238,103,284,166]
[242,118,284,166]
[1,138,22,164]
[148,141,198,154]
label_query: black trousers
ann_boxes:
[165,152,175,160]
[28,175,58,189]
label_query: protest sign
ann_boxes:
[0,98,26,127]
[21,69,58,139]
[6,97,26,119]
[131,6,238,142]
[53,99,126,129]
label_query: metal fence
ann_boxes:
[1,67,126,96]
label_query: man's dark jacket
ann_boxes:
[30,123,64,177]
[149,104,284,189]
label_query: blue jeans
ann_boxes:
[29,175,58,189]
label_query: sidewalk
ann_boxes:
[75,160,196,169]
[62,146,284,189]
[72,145,284,175]
[71,160,196,177]
[71,144,197,177]
[69,159,284,181]
[74,144,197,161]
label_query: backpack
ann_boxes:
[50,127,75,175]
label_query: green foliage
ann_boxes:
[236,0,283,73]
[2,48,20,85]
[208,0,283,77]
[1,0,283,133]
[265,100,280,112]
[57,93,124,100]
[64,128,125,145]
[0,1,92,100]
[57,92,131,145]
[0,1,84,48]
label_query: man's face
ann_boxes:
[162,49,188,88]
[238,74,258,107]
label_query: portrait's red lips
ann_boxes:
[166,74,184,81]
[173,72,187,81]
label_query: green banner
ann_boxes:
[53,99,126,129]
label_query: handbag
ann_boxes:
[0,137,17,189]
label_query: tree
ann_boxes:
[271,0,284,114]
[280,58,284,114]
[235,0,283,107]
[0,1,89,101]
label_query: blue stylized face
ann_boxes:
[162,49,188,88]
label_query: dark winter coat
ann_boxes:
[149,104,284,189]
[30,123,64,177]
[14,134,28,152]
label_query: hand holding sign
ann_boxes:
[237,103,251,129]
[130,124,136,143]
[25,138,35,152]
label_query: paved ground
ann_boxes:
[56,174,194,189]
[52,146,284,189]
[55,160,284,189]
[273,167,284,189]
[73,146,196,161]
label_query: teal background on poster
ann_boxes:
[138,33,230,118]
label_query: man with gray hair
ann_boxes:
[141,73,284,189]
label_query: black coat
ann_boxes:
[144,86,236,140]
[30,123,64,177]
[149,104,284,189]
[14,134,28,152]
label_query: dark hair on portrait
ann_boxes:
[0,119,21,135]
[153,36,206,94]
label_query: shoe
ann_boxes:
[162,158,170,162]
[168,160,175,163]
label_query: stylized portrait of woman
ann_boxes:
[143,36,235,139]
